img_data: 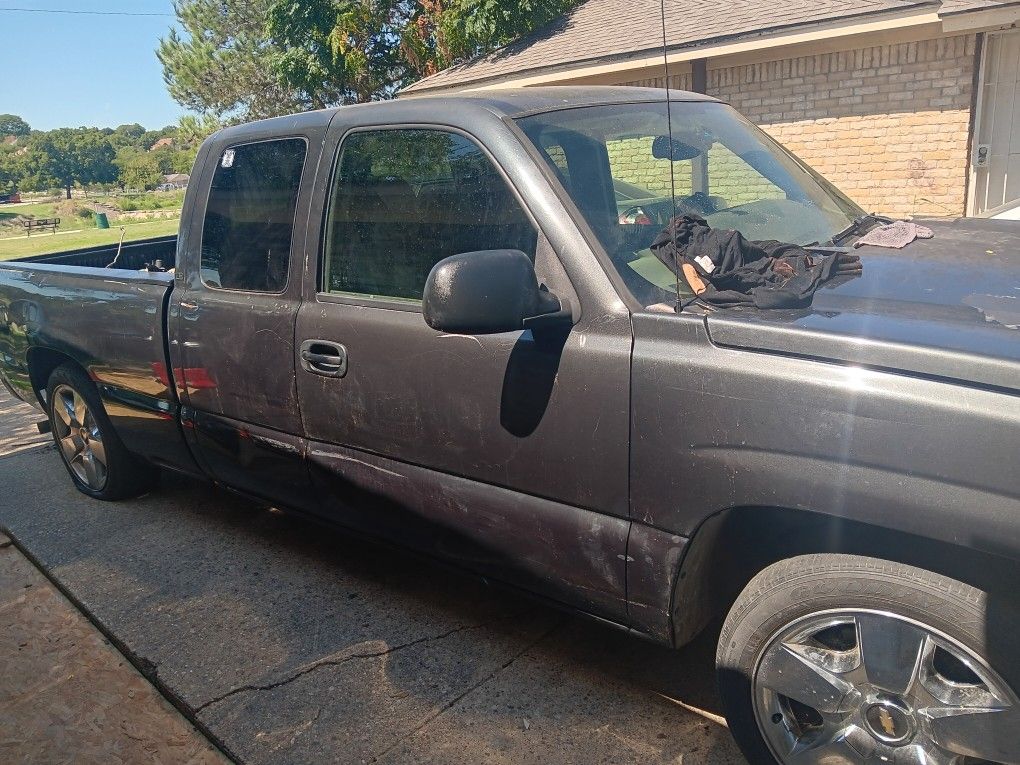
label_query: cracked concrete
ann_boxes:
[195,614,535,715]
[365,620,564,764]
[0,386,745,764]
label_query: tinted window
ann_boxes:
[201,138,307,292]
[323,129,537,301]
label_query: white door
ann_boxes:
[973,30,1020,216]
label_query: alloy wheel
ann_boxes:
[752,608,1020,764]
[52,383,108,491]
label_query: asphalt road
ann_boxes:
[0,389,744,764]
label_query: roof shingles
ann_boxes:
[403,0,995,93]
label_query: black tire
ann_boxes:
[716,553,1020,764]
[46,363,158,500]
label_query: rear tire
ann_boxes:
[46,364,158,500]
[716,553,1020,764]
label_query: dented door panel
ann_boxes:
[307,439,631,621]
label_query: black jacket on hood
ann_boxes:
[649,214,861,309]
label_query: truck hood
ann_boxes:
[704,217,1020,393]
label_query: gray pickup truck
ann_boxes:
[2,87,1019,764]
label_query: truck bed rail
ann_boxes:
[12,235,177,271]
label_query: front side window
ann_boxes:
[200,138,307,292]
[322,129,538,301]
[517,102,862,306]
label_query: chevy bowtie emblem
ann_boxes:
[877,706,896,737]
[864,701,913,744]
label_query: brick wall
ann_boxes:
[620,35,976,217]
[604,138,786,206]
[606,137,692,195]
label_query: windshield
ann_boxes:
[516,101,863,307]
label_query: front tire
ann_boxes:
[46,364,158,500]
[717,554,1020,764]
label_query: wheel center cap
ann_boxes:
[863,700,913,745]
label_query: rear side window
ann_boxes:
[200,138,307,292]
[322,129,537,301]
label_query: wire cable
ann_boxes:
[0,7,173,16]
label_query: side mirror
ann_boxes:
[423,249,571,335]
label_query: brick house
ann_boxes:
[402,0,1020,219]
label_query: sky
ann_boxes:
[0,1,187,131]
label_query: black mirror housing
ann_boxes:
[423,249,567,335]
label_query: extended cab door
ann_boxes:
[171,126,323,509]
[295,117,634,621]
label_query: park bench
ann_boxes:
[22,218,60,236]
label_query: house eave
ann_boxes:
[941,2,1020,32]
[401,4,944,95]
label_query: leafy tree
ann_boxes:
[22,128,117,198]
[266,0,583,94]
[267,0,407,105]
[114,148,164,190]
[108,123,148,149]
[162,0,584,117]
[158,0,305,121]
[0,114,31,137]
[151,147,178,175]
[0,146,22,193]
[171,147,198,174]
[402,0,581,77]
[177,113,222,145]
[170,114,220,175]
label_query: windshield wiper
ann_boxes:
[827,213,894,246]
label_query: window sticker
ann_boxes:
[221,148,235,168]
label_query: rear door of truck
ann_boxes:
[170,119,327,509]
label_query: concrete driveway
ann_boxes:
[0,387,744,764]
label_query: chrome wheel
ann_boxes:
[753,608,1020,764]
[52,383,108,491]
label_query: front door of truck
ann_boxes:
[294,123,633,620]
[172,132,320,509]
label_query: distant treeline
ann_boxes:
[0,114,220,199]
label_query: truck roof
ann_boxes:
[213,86,717,142]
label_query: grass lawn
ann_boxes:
[0,202,58,218]
[0,200,74,230]
[1,200,111,237]
[0,218,179,261]
[1,192,185,237]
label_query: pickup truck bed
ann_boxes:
[13,234,178,269]
[0,235,194,473]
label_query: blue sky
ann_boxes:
[0,1,186,131]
